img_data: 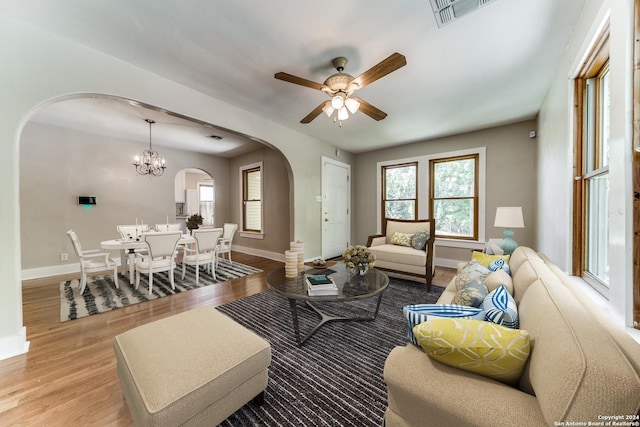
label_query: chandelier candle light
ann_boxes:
[133,119,166,176]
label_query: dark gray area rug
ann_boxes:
[59,260,262,322]
[216,277,444,427]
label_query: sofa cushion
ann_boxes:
[413,318,530,385]
[411,230,430,250]
[481,285,518,328]
[368,244,426,267]
[403,304,485,346]
[391,232,414,247]
[485,269,514,295]
[508,246,540,276]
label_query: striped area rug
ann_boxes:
[59,259,261,322]
[216,277,444,427]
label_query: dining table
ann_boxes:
[100,233,196,284]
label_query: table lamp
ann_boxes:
[494,207,525,255]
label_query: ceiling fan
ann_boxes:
[275,52,407,126]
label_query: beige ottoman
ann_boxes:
[113,306,271,426]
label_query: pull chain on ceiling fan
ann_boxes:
[275,52,407,127]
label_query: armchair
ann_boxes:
[367,219,436,291]
[67,230,119,294]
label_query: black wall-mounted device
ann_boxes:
[78,196,97,205]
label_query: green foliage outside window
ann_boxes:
[384,164,416,220]
[431,156,477,239]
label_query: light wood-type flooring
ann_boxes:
[0,253,454,426]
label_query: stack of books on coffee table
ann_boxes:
[305,274,338,296]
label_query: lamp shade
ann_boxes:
[494,207,524,228]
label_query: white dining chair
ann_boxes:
[135,231,182,295]
[155,223,183,232]
[67,230,119,294]
[182,228,223,284]
[216,223,238,266]
[117,224,149,240]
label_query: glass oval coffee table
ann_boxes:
[266,263,389,345]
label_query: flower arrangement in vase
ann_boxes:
[342,245,376,275]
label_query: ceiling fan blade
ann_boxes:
[300,102,328,123]
[274,72,327,91]
[351,53,407,89]
[353,98,387,121]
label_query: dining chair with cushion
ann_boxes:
[67,230,119,294]
[217,223,238,265]
[182,228,223,285]
[135,231,182,295]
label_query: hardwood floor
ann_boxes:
[0,254,454,426]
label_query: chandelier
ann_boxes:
[133,119,166,176]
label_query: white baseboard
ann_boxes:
[435,257,466,269]
[231,245,284,262]
[0,327,30,361]
[21,258,125,282]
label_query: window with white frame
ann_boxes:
[198,182,214,226]
[241,162,262,233]
[377,148,485,244]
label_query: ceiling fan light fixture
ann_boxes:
[337,106,349,121]
[331,94,345,109]
[345,97,360,114]
[322,103,335,118]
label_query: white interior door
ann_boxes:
[322,157,351,259]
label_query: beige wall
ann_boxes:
[353,120,537,264]
[229,147,292,255]
[537,0,637,330]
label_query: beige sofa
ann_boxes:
[384,246,640,426]
[367,219,436,291]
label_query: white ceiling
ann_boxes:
[1,0,585,154]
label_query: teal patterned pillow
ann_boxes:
[411,230,430,250]
[391,232,414,247]
[452,279,489,307]
[482,285,519,328]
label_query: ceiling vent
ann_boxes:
[430,0,498,28]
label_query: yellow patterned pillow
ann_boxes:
[391,232,414,247]
[471,251,510,268]
[413,319,530,385]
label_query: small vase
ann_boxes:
[355,264,369,276]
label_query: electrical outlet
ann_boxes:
[60,253,68,261]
